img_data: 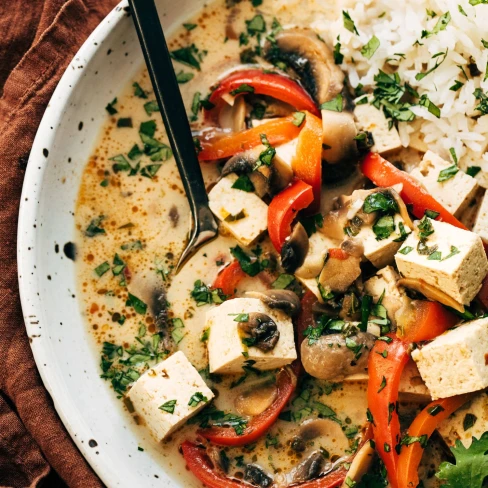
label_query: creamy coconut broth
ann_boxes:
[76,1,488,487]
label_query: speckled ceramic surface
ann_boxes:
[17,1,204,485]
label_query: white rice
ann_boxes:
[272,0,488,188]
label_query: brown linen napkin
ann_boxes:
[0,0,118,486]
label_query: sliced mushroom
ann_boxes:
[342,440,375,487]
[397,278,465,313]
[245,289,301,317]
[264,28,344,105]
[290,451,327,484]
[281,222,310,273]
[244,464,273,488]
[322,110,359,165]
[221,145,293,197]
[218,95,247,132]
[339,293,361,321]
[301,332,375,381]
[389,188,414,229]
[300,418,348,444]
[238,313,280,351]
[235,381,278,416]
[341,238,364,258]
[318,253,361,293]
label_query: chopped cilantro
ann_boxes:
[467,166,481,177]
[378,376,387,393]
[126,293,147,315]
[320,94,343,112]
[271,274,295,289]
[94,261,110,277]
[419,94,441,117]
[188,392,208,407]
[232,174,255,192]
[343,11,359,35]
[361,36,380,59]
[191,280,226,306]
[110,154,131,173]
[399,246,413,255]
[176,71,194,84]
[183,23,197,31]
[144,101,160,115]
[333,42,344,64]
[140,120,156,137]
[427,404,445,416]
[105,98,118,115]
[159,399,177,414]
[85,216,106,237]
[133,83,148,98]
[117,117,133,128]
[442,246,460,261]
[128,144,142,160]
[230,83,255,96]
[373,215,395,240]
[246,15,266,34]
[170,44,202,70]
[450,80,464,91]
[292,111,306,127]
[438,165,459,182]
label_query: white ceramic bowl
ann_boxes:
[17,1,205,485]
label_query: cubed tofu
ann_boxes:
[295,232,341,302]
[128,351,214,441]
[363,266,409,327]
[411,318,488,399]
[437,392,488,447]
[410,151,478,218]
[275,138,298,168]
[395,218,488,305]
[473,190,488,243]
[356,213,411,268]
[354,104,402,154]
[207,298,297,374]
[398,360,431,403]
[208,174,268,247]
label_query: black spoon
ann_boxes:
[129,0,219,272]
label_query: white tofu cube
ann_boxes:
[356,213,411,268]
[437,392,488,447]
[207,298,297,374]
[354,104,402,154]
[412,318,488,399]
[473,190,488,243]
[395,218,488,305]
[275,138,298,169]
[128,351,214,441]
[295,232,341,302]
[398,360,431,403]
[410,151,478,218]
[363,266,409,327]
[208,174,268,247]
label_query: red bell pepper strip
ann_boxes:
[291,290,317,376]
[292,111,323,212]
[205,69,320,123]
[198,367,295,446]
[360,153,467,229]
[367,335,410,488]
[268,180,315,252]
[397,393,473,488]
[212,261,247,297]
[181,440,347,488]
[198,116,302,161]
[396,300,459,343]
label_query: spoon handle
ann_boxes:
[129,0,214,218]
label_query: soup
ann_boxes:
[76,0,488,486]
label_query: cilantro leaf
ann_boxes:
[436,431,488,488]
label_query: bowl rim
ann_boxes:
[17,1,130,484]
